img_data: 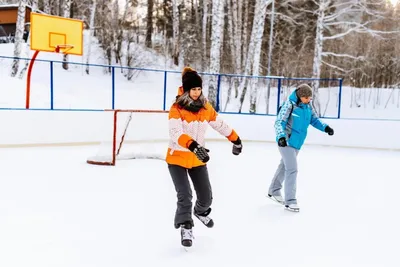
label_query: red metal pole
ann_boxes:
[112,110,118,166]
[26,50,40,109]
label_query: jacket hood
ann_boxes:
[177,86,184,96]
[288,89,299,104]
[288,89,308,107]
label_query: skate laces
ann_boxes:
[196,214,211,225]
[181,227,193,240]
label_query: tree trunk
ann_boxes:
[208,0,225,109]
[62,0,72,70]
[10,0,27,77]
[248,0,270,113]
[44,0,51,14]
[172,0,180,66]
[202,0,208,71]
[311,0,325,115]
[146,0,154,48]
[85,0,97,75]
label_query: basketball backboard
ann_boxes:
[30,12,83,56]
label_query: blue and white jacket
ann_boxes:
[275,90,327,150]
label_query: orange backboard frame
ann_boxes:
[30,12,83,56]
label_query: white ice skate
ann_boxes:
[285,203,300,212]
[267,194,284,205]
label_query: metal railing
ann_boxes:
[0,55,343,118]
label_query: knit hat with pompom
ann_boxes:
[182,67,202,93]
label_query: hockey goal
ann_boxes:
[86,109,169,166]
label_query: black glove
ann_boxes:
[278,137,287,147]
[325,125,334,136]
[232,137,242,156]
[188,141,210,163]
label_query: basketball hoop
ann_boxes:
[26,13,83,109]
[55,44,74,54]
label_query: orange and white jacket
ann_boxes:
[166,93,239,169]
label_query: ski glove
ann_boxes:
[325,126,334,136]
[278,137,287,147]
[232,137,242,156]
[188,141,210,163]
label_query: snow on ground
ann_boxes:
[0,141,398,267]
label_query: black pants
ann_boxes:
[168,164,213,228]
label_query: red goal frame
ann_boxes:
[86,109,168,166]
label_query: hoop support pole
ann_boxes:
[26,50,40,109]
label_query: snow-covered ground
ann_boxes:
[0,142,398,267]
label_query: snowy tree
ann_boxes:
[248,0,271,113]
[62,0,72,70]
[43,0,51,14]
[236,0,272,113]
[172,0,179,66]
[207,0,225,109]
[146,0,154,48]
[85,0,97,74]
[310,0,397,114]
[223,0,243,111]
[111,0,121,65]
[201,0,209,71]
[10,0,27,77]
[18,0,38,79]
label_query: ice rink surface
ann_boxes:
[0,141,399,267]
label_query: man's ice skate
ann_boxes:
[180,222,193,248]
[267,194,284,205]
[285,203,300,212]
[194,208,214,228]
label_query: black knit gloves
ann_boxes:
[232,137,242,155]
[188,137,242,163]
[188,141,210,163]
[325,125,334,136]
[278,137,287,147]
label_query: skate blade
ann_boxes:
[181,244,193,252]
[266,195,284,205]
[284,207,300,212]
[181,239,193,251]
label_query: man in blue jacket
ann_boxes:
[267,84,334,212]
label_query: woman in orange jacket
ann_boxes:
[167,67,242,247]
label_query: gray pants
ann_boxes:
[268,146,300,205]
[168,164,212,228]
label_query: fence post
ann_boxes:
[276,78,282,114]
[337,78,343,119]
[163,71,167,110]
[216,74,222,112]
[50,61,54,110]
[111,67,115,109]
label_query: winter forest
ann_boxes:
[3,0,400,115]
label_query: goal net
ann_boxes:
[86,109,169,166]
